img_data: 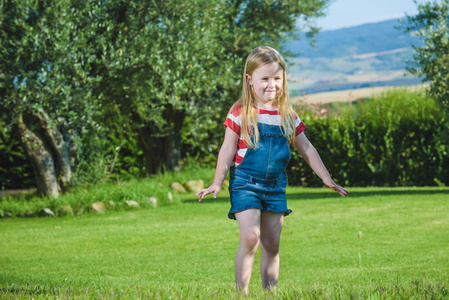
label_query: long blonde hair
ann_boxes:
[231,46,296,149]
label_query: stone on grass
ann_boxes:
[40,208,55,217]
[148,197,158,207]
[0,210,13,218]
[75,207,85,216]
[167,192,173,203]
[92,202,106,213]
[58,205,73,216]
[171,182,187,193]
[126,200,139,208]
[108,201,116,207]
[185,180,204,192]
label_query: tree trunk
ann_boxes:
[13,111,72,197]
[137,105,185,175]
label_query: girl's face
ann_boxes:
[247,62,283,108]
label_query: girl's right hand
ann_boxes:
[195,184,222,202]
[323,177,349,198]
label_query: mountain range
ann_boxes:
[284,18,425,95]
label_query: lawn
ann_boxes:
[1,187,448,299]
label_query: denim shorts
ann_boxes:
[228,168,292,220]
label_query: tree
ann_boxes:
[79,0,329,175]
[91,0,233,174]
[0,0,105,197]
[402,0,449,110]
[172,0,329,171]
[0,0,329,196]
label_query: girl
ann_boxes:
[195,46,349,294]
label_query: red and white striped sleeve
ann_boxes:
[223,105,242,135]
[294,113,306,136]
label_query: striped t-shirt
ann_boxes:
[223,105,306,167]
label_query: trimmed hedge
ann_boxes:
[288,88,448,187]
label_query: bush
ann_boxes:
[288,88,449,187]
[0,164,215,218]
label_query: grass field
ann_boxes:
[1,187,448,299]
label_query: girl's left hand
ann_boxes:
[323,178,349,197]
[195,184,222,202]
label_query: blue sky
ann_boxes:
[317,0,433,30]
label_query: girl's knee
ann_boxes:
[241,230,260,250]
[261,236,280,254]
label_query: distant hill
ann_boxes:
[284,18,425,95]
[285,18,423,58]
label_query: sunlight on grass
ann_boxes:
[1,187,448,298]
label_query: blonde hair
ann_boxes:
[231,46,296,149]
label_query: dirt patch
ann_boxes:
[291,84,428,104]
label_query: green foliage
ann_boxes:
[181,105,226,164]
[0,118,34,189]
[0,0,110,189]
[288,88,448,187]
[401,0,449,111]
[1,0,329,188]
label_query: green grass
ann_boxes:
[1,187,449,299]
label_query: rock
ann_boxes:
[25,211,35,217]
[0,210,13,218]
[108,201,116,207]
[75,207,85,216]
[126,200,139,208]
[40,208,55,217]
[171,182,187,193]
[167,192,173,203]
[148,197,158,207]
[185,180,204,192]
[91,202,106,213]
[58,205,73,216]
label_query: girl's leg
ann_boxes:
[235,208,261,295]
[260,211,284,291]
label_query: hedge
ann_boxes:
[287,88,448,187]
[2,88,447,191]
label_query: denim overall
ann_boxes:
[228,122,292,219]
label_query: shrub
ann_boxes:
[288,88,449,187]
[0,163,214,218]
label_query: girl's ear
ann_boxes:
[246,74,252,85]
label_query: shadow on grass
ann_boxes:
[182,188,449,204]
[287,188,449,201]
[182,196,230,204]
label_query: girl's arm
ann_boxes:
[195,127,239,202]
[294,132,349,197]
